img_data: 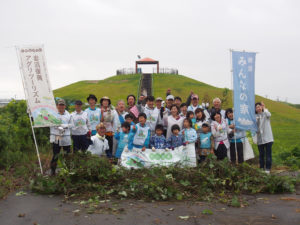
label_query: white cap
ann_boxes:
[166,95,174,100]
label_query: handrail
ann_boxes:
[137,73,142,98]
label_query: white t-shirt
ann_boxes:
[164,115,184,139]
[70,111,90,135]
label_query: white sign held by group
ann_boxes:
[120,144,197,169]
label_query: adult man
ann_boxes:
[210,97,226,118]
[50,99,72,175]
[143,96,162,136]
[70,100,90,152]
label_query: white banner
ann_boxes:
[17,45,61,127]
[120,143,197,169]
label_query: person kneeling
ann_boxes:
[87,123,109,157]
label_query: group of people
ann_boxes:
[49,90,274,175]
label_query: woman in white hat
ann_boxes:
[100,96,118,158]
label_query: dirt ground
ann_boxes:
[0,190,299,225]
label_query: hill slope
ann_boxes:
[54,74,300,167]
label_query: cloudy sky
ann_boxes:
[0,0,299,103]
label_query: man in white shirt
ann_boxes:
[143,96,161,136]
[50,99,72,175]
[71,100,91,152]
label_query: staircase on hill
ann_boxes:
[139,73,152,97]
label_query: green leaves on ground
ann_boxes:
[30,153,297,204]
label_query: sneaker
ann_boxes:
[265,170,270,174]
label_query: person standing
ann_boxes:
[126,94,143,124]
[50,99,72,175]
[211,111,229,160]
[85,94,101,135]
[255,102,274,174]
[100,96,118,158]
[70,100,90,152]
[143,96,161,136]
[164,104,184,139]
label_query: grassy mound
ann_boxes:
[30,152,297,204]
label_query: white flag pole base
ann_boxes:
[28,113,43,174]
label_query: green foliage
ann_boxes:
[30,153,296,203]
[0,100,50,169]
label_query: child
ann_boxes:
[85,94,101,135]
[87,123,109,157]
[186,111,196,128]
[197,123,214,163]
[125,114,135,130]
[225,108,246,164]
[71,100,91,152]
[167,124,184,149]
[182,118,197,145]
[150,124,167,149]
[114,122,133,160]
[128,113,150,151]
[194,108,208,133]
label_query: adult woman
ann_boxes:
[255,102,274,174]
[114,100,128,130]
[126,94,143,124]
[211,110,229,160]
[163,104,184,139]
[112,100,128,156]
[100,96,118,158]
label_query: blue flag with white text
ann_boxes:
[232,51,257,132]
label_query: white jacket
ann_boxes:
[256,109,274,145]
[211,119,229,149]
[50,110,72,146]
[143,105,161,134]
[87,135,109,156]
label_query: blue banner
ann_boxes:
[232,51,257,132]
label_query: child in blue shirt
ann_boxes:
[167,124,184,150]
[128,113,151,151]
[186,111,196,128]
[197,123,214,163]
[182,118,197,144]
[150,124,167,149]
[125,114,135,129]
[114,122,133,160]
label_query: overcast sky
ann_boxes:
[0,0,299,103]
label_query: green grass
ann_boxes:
[54,73,300,168]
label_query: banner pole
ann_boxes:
[229,49,238,162]
[15,46,43,174]
[28,113,43,174]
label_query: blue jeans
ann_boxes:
[258,142,273,170]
